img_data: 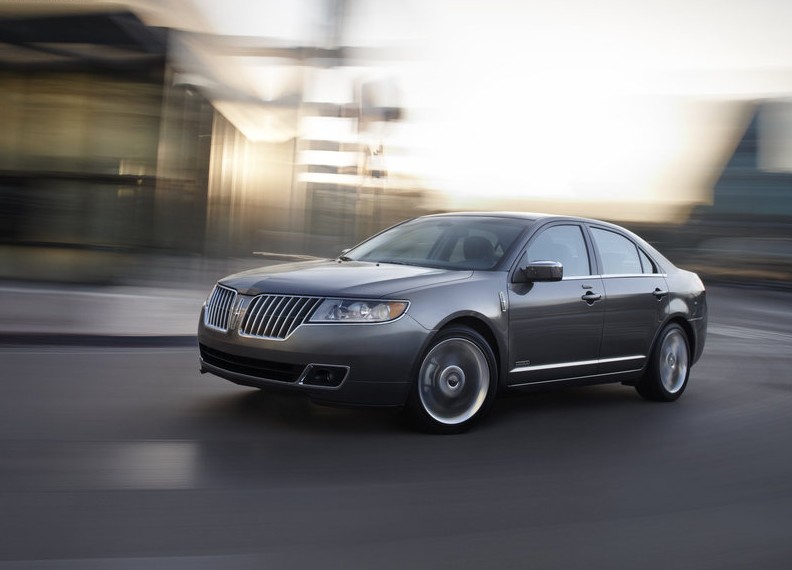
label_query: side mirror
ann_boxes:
[514,260,563,283]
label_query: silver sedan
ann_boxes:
[198,212,707,433]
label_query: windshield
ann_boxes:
[344,216,530,270]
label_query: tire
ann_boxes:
[636,323,690,402]
[406,326,497,433]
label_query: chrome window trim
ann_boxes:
[599,273,668,279]
[559,273,668,281]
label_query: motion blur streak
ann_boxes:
[2,441,199,491]
[1,0,792,567]
[105,442,199,490]
[1,0,792,287]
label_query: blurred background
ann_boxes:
[3,4,792,567]
[1,0,791,287]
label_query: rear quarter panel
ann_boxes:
[664,268,707,364]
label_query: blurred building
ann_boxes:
[0,5,422,282]
[667,100,792,284]
[5,4,789,287]
[708,101,792,219]
[0,10,211,281]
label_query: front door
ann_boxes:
[507,224,605,386]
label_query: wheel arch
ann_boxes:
[664,315,696,360]
[432,316,503,381]
[642,315,695,375]
[405,315,502,432]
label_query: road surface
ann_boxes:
[1,285,791,568]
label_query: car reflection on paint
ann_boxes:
[198,212,707,433]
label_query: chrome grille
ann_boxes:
[240,295,322,340]
[204,284,238,332]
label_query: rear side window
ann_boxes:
[638,249,657,274]
[590,228,643,275]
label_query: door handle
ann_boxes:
[581,291,602,305]
[653,288,668,300]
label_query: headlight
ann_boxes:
[309,299,408,323]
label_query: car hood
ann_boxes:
[219,259,472,297]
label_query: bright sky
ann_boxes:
[141,0,792,220]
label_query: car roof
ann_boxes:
[424,211,600,225]
[423,210,652,241]
[421,211,675,271]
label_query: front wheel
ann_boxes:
[636,323,690,402]
[406,326,497,433]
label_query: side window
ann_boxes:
[524,225,590,277]
[590,228,642,275]
[638,249,657,274]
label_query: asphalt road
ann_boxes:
[1,285,792,569]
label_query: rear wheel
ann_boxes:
[636,323,690,402]
[406,326,497,433]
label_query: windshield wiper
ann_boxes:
[379,259,419,267]
[337,255,353,261]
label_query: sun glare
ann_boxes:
[396,56,699,217]
[190,0,792,222]
[376,0,774,221]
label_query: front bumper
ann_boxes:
[197,306,430,407]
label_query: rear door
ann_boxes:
[587,225,668,375]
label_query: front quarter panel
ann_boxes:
[398,271,509,380]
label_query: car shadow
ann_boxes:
[199,382,644,436]
[483,383,659,432]
[202,388,406,434]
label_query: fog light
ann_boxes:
[300,364,349,387]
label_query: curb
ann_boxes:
[0,334,198,348]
